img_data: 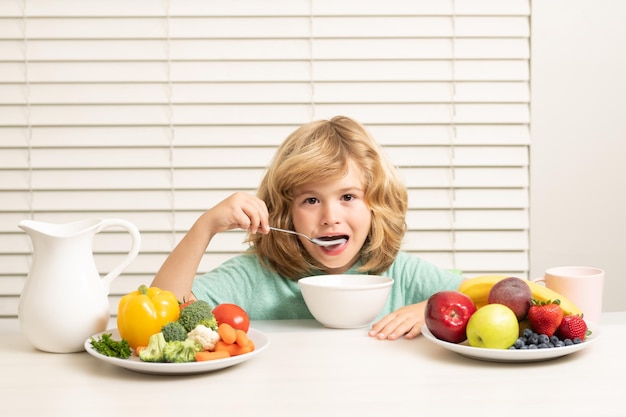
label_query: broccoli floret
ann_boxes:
[161,321,188,342]
[163,339,203,363]
[197,316,218,332]
[178,300,217,332]
[138,332,167,362]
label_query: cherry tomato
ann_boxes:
[179,299,195,311]
[212,303,250,332]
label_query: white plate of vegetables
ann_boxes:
[84,327,270,375]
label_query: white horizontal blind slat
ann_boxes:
[0,82,530,105]
[0,0,531,319]
[0,124,530,147]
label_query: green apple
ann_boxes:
[466,304,519,349]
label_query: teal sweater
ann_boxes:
[192,251,463,320]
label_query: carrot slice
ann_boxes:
[218,323,237,344]
[235,329,253,347]
[214,340,252,356]
[195,350,230,362]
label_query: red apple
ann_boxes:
[425,290,477,343]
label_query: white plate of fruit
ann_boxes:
[422,276,601,363]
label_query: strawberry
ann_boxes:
[556,314,588,341]
[527,299,564,337]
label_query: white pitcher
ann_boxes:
[18,218,141,353]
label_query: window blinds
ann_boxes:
[0,0,530,318]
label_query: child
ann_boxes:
[151,116,463,340]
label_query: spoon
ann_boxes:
[269,227,347,247]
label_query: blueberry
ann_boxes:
[550,335,560,344]
[509,346,517,350]
[538,334,550,344]
[529,334,539,345]
[554,340,565,347]
[538,343,550,349]
[522,328,534,338]
[564,339,574,346]
[528,344,538,349]
[514,338,526,349]
[573,337,583,344]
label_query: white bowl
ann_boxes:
[298,274,394,329]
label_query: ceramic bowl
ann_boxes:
[298,274,394,329]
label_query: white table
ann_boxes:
[1,313,625,417]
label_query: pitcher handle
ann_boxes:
[96,218,141,292]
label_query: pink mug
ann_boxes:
[532,266,604,324]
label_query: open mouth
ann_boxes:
[315,235,349,249]
[317,235,349,243]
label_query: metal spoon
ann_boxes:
[269,227,347,247]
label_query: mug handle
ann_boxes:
[96,219,142,292]
[529,276,546,286]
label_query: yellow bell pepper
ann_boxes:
[117,285,180,349]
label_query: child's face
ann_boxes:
[291,163,372,274]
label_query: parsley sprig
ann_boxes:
[90,333,131,359]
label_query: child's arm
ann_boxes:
[151,192,270,302]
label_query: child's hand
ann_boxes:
[202,192,270,235]
[368,302,426,340]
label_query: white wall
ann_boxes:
[530,0,626,312]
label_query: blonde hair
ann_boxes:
[248,115,408,279]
